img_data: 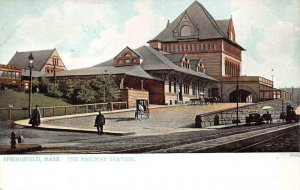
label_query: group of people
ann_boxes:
[28,100,151,136]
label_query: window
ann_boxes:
[175,45,178,52]
[2,71,7,77]
[180,25,192,36]
[167,45,170,52]
[183,44,186,51]
[133,59,137,63]
[196,44,199,51]
[118,59,122,64]
[200,44,203,50]
[213,43,217,50]
[187,44,190,51]
[125,59,130,64]
[191,44,195,52]
[0,70,3,77]
[179,45,182,52]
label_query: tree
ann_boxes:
[72,83,95,104]
[59,79,75,99]
[39,78,50,93]
[47,83,63,98]
[90,74,119,102]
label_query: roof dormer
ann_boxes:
[196,59,205,73]
[173,12,199,38]
[114,47,141,67]
[181,53,191,69]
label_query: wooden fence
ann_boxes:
[0,101,127,121]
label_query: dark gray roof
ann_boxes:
[21,69,46,78]
[216,19,230,38]
[149,1,227,42]
[164,54,183,63]
[8,49,55,71]
[136,46,218,82]
[94,45,217,82]
[148,1,244,50]
[45,64,160,81]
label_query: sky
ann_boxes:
[0,0,299,88]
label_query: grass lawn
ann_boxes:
[0,89,72,121]
[0,89,71,108]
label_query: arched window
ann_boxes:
[180,25,192,36]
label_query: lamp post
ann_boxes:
[52,57,58,84]
[28,53,34,118]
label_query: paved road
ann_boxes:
[45,103,244,135]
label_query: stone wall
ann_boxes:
[199,99,297,127]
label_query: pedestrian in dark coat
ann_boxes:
[29,106,41,127]
[94,111,105,135]
[195,115,202,128]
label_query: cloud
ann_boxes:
[88,0,166,66]
[230,0,300,87]
[14,1,116,51]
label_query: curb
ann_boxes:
[0,144,42,154]
[14,120,135,136]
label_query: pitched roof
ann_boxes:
[149,1,226,42]
[164,54,183,63]
[45,64,160,81]
[8,49,55,71]
[148,1,243,49]
[136,46,218,81]
[216,19,230,38]
[94,45,217,82]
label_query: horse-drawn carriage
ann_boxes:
[245,112,272,125]
[280,105,299,123]
[135,99,150,120]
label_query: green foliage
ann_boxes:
[59,79,75,99]
[32,79,40,93]
[39,78,50,93]
[47,83,63,98]
[90,75,120,102]
[32,74,120,104]
[72,84,95,104]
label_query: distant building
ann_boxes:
[8,49,67,74]
[280,87,300,105]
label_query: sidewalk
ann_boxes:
[14,103,248,136]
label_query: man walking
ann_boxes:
[94,111,105,135]
[29,105,41,127]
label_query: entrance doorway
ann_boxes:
[229,89,253,103]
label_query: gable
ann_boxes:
[41,49,67,73]
[173,12,199,38]
[8,49,55,71]
[114,47,141,66]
